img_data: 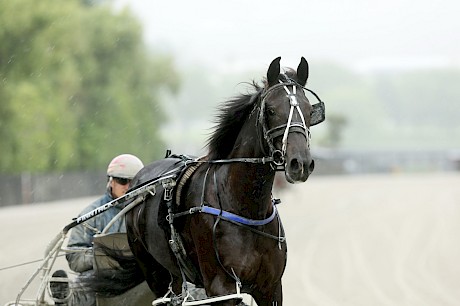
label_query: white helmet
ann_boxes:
[107,154,144,179]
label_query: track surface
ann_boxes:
[1,173,460,305]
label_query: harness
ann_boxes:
[172,163,285,242]
[158,157,284,304]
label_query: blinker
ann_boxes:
[310,101,325,126]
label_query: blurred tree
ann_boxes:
[0,0,178,173]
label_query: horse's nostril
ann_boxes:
[309,159,315,173]
[290,158,301,172]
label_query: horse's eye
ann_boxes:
[267,108,276,116]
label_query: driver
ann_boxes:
[50,154,144,306]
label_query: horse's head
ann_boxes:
[259,57,325,183]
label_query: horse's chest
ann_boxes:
[223,232,286,271]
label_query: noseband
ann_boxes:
[258,77,312,169]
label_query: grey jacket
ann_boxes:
[66,192,126,273]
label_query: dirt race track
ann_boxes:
[1,173,460,306]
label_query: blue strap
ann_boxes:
[201,204,277,226]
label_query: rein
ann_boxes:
[205,156,274,165]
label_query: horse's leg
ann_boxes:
[202,272,244,306]
[252,281,283,306]
[142,259,172,297]
[129,237,172,298]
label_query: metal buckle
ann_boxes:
[272,150,285,166]
[162,179,176,201]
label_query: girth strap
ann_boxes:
[200,205,277,226]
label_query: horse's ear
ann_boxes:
[267,57,281,87]
[297,57,309,86]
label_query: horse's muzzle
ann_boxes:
[285,155,314,183]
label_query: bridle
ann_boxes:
[258,76,312,170]
[197,77,324,169]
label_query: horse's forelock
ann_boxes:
[280,68,298,82]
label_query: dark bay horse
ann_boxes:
[91,57,325,305]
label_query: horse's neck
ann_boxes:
[223,118,275,216]
[221,162,274,217]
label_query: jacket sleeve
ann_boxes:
[65,202,101,273]
[65,222,95,272]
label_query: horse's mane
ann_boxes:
[206,81,263,160]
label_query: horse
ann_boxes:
[89,57,325,306]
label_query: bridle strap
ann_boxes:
[265,124,307,145]
[279,81,310,151]
[258,79,311,168]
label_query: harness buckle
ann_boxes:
[162,178,176,201]
[164,188,173,201]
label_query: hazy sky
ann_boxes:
[115,0,459,72]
